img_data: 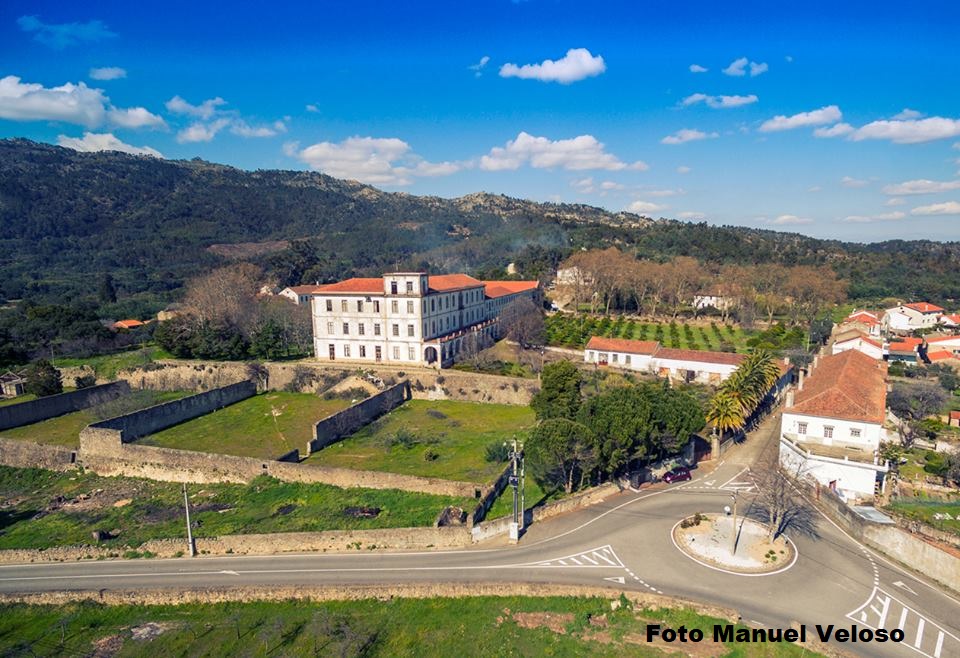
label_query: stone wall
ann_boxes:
[531,482,621,523]
[471,464,513,526]
[0,438,76,471]
[82,381,255,444]
[307,381,410,454]
[0,381,129,431]
[79,438,481,497]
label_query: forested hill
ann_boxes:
[1,138,959,311]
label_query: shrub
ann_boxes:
[391,428,418,449]
[74,374,97,389]
[484,441,510,463]
[423,447,439,461]
[426,409,447,420]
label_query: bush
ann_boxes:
[74,374,97,389]
[484,441,510,463]
[390,428,418,449]
[423,447,439,461]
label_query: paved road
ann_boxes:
[1,416,958,658]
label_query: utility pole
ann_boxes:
[182,483,196,557]
[730,491,738,555]
[508,437,525,542]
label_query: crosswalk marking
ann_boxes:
[847,587,959,658]
[529,545,624,569]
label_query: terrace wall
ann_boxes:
[307,381,410,455]
[0,382,129,431]
[0,438,76,471]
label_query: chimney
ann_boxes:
[785,389,795,407]
[797,369,805,392]
[783,356,790,366]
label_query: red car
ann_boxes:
[662,466,692,483]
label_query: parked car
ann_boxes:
[662,466,692,483]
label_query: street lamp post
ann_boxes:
[507,437,525,542]
[729,491,738,555]
[182,483,196,557]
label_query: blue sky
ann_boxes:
[2,1,959,242]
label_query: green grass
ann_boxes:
[0,393,37,407]
[306,400,536,484]
[886,499,960,536]
[141,392,352,459]
[0,466,473,551]
[53,345,174,380]
[0,391,189,448]
[0,597,822,657]
[545,315,756,353]
[485,476,557,520]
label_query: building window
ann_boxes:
[325,299,333,312]
[374,300,380,312]
[343,345,351,358]
[359,345,366,358]
[327,322,334,335]
[341,300,348,312]
[392,324,399,337]
[407,300,414,313]
[406,324,414,337]
[391,281,398,294]
[358,323,365,336]
[588,351,595,361]
[431,299,435,312]
[406,281,414,293]
[824,426,834,439]
[432,321,436,334]
[625,355,631,365]
[374,323,381,336]
[850,428,861,439]
[342,322,349,335]
[393,346,400,359]
[408,346,415,360]
[391,300,399,313]
[611,353,618,363]
[357,300,363,312]
[797,422,807,435]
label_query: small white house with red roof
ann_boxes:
[839,310,882,337]
[882,302,945,334]
[279,285,324,305]
[831,330,884,360]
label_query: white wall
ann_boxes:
[832,338,883,360]
[781,411,882,450]
[779,437,885,501]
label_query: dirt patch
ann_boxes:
[511,611,575,634]
[90,633,124,657]
[130,621,174,641]
[343,506,380,519]
[113,499,132,508]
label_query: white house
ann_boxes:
[779,350,889,503]
[692,292,735,311]
[838,310,882,337]
[311,272,539,368]
[279,285,323,305]
[882,302,945,334]
[584,336,790,387]
[938,313,960,330]
[831,330,884,360]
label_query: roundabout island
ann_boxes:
[672,513,798,576]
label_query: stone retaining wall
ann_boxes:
[307,381,410,454]
[531,482,621,523]
[83,381,255,444]
[0,438,76,471]
[0,382,129,431]
[471,464,513,526]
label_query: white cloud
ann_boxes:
[480,132,647,171]
[600,181,624,191]
[842,211,905,223]
[722,57,768,77]
[689,64,708,73]
[18,15,116,49]
[910,201,960,216]
[165,95,227,120]
[885,197,905,206]
[469,55,491,77]
[230,119,286,138]
[813,122,854,138]
[499,48,605,84]
[571,177,595,193]
[840,176,869,188]
[849,117,960,144]
[660,128,718,145]
[682,93,758,109]
[291,136,461,186]
[107,106,166,129]
[759,105,842,132]
[177,119,231,143]
[891,108,923,120]
[882,179,960,195]
[676,165,692,174]
[677,211,706,220]
[770,214,813,225]
[626,200,666,214]
[89,67,126,81]
[808,185,822,192]
[305,104,319,113]
[646,188,683,197]
[785,55,794,63]
[0,75,108,127]
[57,132,162,158]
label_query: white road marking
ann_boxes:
[220,570,239,576]
[718,467,750,490]
[604,576,625,584]
[847,587,960,658]
[593,551,615,566]
[579,554,598,565]
[894,580,919,596]
[934,630,944,658]
[530,545,624,569]
[916,619,925,649]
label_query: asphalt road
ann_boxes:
[1,417,958,658]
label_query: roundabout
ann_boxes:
[671,513,798,576]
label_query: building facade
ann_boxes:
[310,273,539,368]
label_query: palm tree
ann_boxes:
[706,390,746,441]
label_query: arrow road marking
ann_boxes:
[604,576,625,584]
[847,587,959,658]
[894,580,919,596]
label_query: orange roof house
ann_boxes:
[112,319,145,330]
[786,350,887,424]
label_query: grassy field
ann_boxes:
[306,400,536,484]
[141,392,352,459]
[0,393,37,407]
[0,596,822,658]
[485,475,556,521]
[53,345,174,380]
[546,314,756,352]
[887,499,960,536]
[0,390,189,447]
[0,466,474,551]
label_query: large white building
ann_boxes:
[779,350,890,503]
[309,272,539,368]
[882,302,944,334]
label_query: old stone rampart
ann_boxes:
[307,381,410,454]
[0,382,129,431]
[0,438,75,471]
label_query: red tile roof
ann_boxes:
[927,335,960,344]
[843,310,880,325]
[483,280,540,298]
[904,302,945,313]
[113,319,145,329]
[927,351,956,362]
[788,350,887,424]
[586,337,660,355]
[428,273,484,292]
[888,337,922,352]
[940,314,960,325]
[950,411,960,421]
[834,331,882,349]
[286,285,324,294]
[655,347,747,367]
[315,278,385,294]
